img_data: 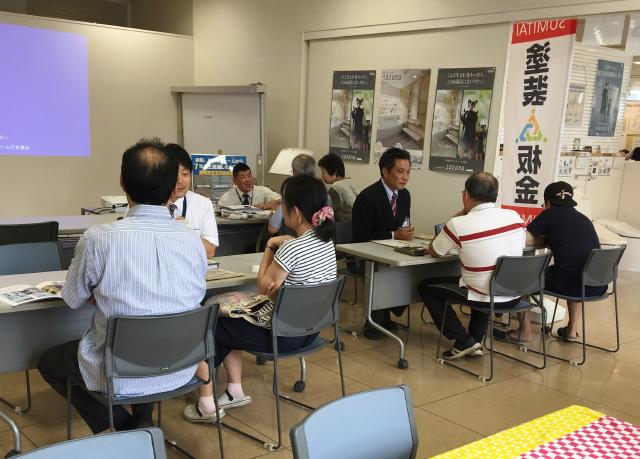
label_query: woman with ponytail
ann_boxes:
[184,175,337,423]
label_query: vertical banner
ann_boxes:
[501,19,577,224]
[588,59,624,137]
[329,70,376,163]
[429,67,495,174]
[374,69,431,168]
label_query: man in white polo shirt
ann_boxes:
[218,162,280,209]
[165,144,219,258]
[419,172,525,359]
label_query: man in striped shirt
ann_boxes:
[38,139,207,433]
[419,172,525,359]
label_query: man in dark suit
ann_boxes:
[352,147,414,339]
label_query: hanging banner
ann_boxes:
[329,70,376,163]
[374,69,430,169]
[429,67,495,174]
[501,19,577,224]
[587,59,624,137]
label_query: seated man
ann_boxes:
[165,144,219,259]
[419,172,525,359]
[352,147,414,339]
[218,162,281,210]
[495,181,606,343]
[37,138,208,433]
[318,153,359,223]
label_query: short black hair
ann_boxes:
[378,147,411,176]
[632,147,640,161]
[464,171,499,203]
[164,143,193,171]
[232,162,251,178]
[121,138,178,205]
[281,175,335,243]
[318,153,345,178]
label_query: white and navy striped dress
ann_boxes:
[274,229,337,286]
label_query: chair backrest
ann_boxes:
[491,253,552,299]
[271,277,345,338]
[335,222,352,245]
[104,303,218,382]
[434,223,445,235]
[14,428,166,459]
[0,242,62,275]
[290,385,418,459]
[582,246,626,287]
[0,221,58,245]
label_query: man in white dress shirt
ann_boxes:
[165,144,219,259]
[218,162,280,210]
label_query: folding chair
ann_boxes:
[0,241,62,415]
[290,385,418,459]
[543,246,626,366]
[229,277,347,451]
[435,253,552,382]
[66,303,224,459]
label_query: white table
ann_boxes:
[0,252,261,413]
[336,242,460,369]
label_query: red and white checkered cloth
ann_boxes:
[519,415,640,459]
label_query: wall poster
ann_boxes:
[429,67,495,174]
[374,69,430,169]
[588,59,624,137]
[564,85,585,127]
[329,70,376,163]
[501,19,577,225]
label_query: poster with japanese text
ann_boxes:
[588,59,624,137]
[329,70,376,163]
[429,67,495,174]
[501,19,577,224]
[374,69,430,169]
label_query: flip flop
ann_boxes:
[493,328,532,343]
[557,326,580,342]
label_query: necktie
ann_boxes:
[168,204,177,218]
[242,194,250,205]
[391,192,397,217]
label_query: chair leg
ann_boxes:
[435,303,447,361]
[66,379,72,440]
[292,357,306,393]
[336,327,346,397]
[0,371,32,415]
[157,400,162,428]
[211,371,225,459]
[272,357,283,450]
[108,399,115,433]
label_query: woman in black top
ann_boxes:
[495,182,604,343]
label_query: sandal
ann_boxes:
[493,328,532,343]
[557,326,580,342]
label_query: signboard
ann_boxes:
[192,154,247,176]
[501,19,577,224]
[587,59,624,137]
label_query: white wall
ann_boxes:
[0,12,194,217]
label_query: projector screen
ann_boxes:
[0,23,89,157]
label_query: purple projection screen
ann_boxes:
[0,23,89,157]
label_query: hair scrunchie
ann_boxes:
[311,206,334,227]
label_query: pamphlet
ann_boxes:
[0,282,65,307]
[371,239,427,249]
[206,269,244,281]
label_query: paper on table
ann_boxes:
[206,269,245,281]
[371,239,427,249]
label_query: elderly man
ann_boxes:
[37,139,208,433]
[218,162,280,210]
[419,172,525,359]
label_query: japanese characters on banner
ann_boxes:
[501,19,577,224]
[429,67,495,174]
[329,70,376,163]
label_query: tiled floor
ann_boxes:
[1,271,638,458]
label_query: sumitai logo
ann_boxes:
[514,20,569,38]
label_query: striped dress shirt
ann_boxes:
[62,204,207,396]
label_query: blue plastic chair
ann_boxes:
[290,386,418,459]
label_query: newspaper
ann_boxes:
[0,281,65,307]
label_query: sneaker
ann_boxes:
[218,390,252,410]
[183,403,225,424]
[470,346,485,357]
[442,342,482,360]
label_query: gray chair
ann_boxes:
[335,222,359,305]
[0,222,58,246]
[0,241,63,416]
[232,277,346,451]
[66,303,224,459]
[435,253,552,382]
[544,246,626,366]
[1,409,21,458]
[13,428,166,459]
[290,385,418,459]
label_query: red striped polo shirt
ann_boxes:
[432,203,526,302]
